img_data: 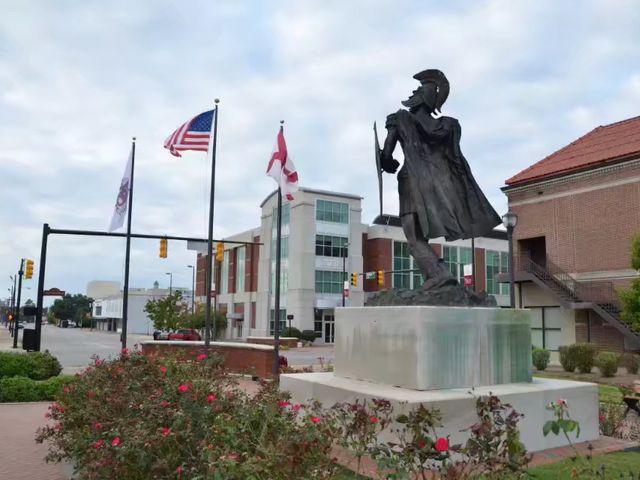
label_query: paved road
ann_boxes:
[3,325,333,370]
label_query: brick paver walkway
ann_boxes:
[0,402,70,480]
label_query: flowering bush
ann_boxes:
[599,402,626,437]
[36,350,339,479]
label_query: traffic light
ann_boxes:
[24,259,34,279]
[377,270,385,287]
[159,238,168,258]
[215,242,224,262]
[350,272,358,287]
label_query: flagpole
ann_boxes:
[121,137,136,349]
[272,120,284,377]
[204,99,220,348]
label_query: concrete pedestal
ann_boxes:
[335,306,531,390]
[280,373,599,452]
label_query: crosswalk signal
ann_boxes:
[24,259,34,279]
[377,270,385,287]
[350,272,358,287]
[159,238,168,258]
[215,242,224,262]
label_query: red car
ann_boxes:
[167,328,202,341]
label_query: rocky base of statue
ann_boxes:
[364,284,497,307]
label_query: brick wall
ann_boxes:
[575,311,627,353]
[362,234,392,292]
[474,248,486,292]
[140,341,275,378]
[196,254,206,296]
[508,163,640,278]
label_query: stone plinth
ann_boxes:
[335,306,531,390]
[280,373,599,453]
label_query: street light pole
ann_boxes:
[187,265,195,314]
[341,242,350,307]
[166,272,173,296]
[502,211,518,309]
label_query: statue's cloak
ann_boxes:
[388,109,500,241]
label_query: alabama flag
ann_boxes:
[267,127,299,200]
[108,147,133,232]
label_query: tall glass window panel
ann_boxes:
[315,270,343,294]
[315,235,348,258]
[236,247,245,293]
[220,250,229,294]
[316,200,349,224]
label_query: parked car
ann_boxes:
[167,329,202,341]
[153,330,170,340]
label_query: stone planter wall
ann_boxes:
[140,341,276,378]
[246,337,299,348]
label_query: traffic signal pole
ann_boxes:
[13,259,24,349]
[35,224,49,351]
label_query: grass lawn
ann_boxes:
[533,373,623,404]
[335,451,640,479]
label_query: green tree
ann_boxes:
[49,294,93,325]
[24,299,34,306]
[182,303,228,339]
[620,234,640,330]
[144,292,187,331]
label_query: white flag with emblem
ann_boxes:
[109,148,133,232]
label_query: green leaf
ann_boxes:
[543,421,553,436]
[551,422,560,435]
[396,414,409,424]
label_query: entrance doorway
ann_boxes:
[518,236,547,267]
[323,313,335,344]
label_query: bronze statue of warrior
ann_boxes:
[379,69,501,290]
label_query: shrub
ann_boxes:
[301,330,321,343]
[0,351,62,380]
[558,345,577,372]
[599,403,626,437]
[281,327,302,339]
[620,353,639,374]
[0,375,75,402]
[532,348,550,371]
[597,352,619,377]
[573,343,595,373]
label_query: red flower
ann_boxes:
[87,391,96,399]
[556,398,568,407]
[207,444,214,449]
[93,439,104,449]
[278,400,291,408]
[121,348,129,355]
[111,436,121,447]
[176,465,183,478]
[416,439,427,449]
[162,427,171,437]
[159,366,167,375]
[207,394,217,403]
[178,384,190,393]
[370,416,379,424]
[94,422,102,430]
[116,367,124,375]
[292,404,301,412]
[160,400,170,408]
[197,353,207,361]
[310,416,322,424]
[435,437,449,452]
[94,357,103,366]
[599,414,606,422]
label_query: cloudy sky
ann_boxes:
[1,0,639,301]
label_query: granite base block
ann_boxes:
[280,373,599,453]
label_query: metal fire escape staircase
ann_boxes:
[515,255,640,341]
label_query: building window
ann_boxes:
[530,307,563,351]
[95,305,102,316]
[486,250,510,295]
[271,203,290,231]
[270,264,288,296]
[314,308,323,334]
[269,309,287,336]
[236,247,245,293]
[443,246,472,284]
[316,199,349,223]
[270,236,289,259]
[220,250,229,294]
[392,241,424,289]
[315,235,349,257]
[315,270,344,294]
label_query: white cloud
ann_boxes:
[1,0,640,296]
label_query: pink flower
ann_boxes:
[435,437,449,452]
[207,444,214,449]
[44,411,51,419]
[159,366,167,375]
[93,439,104,449]
[121,348,129,355]
[278,400,291,408]
[87,391,96,399]
[599,414,606,422]
[94,357,103,366]
[162,427,171,437]
[178,384,190,393]
[310,416,322,424]
[63,385,71,394]
[94,422,102,430]
[176,465,183,478]
[556,398,568,407]
[160,400,170,408]
[197,353,207,361]
[207,394,217,403]
[111,436,121,447]
[292,404,301,412]
[116,367,124,375]
[227,453,239,461]
[370,416,379,424]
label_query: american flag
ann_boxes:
[164,110,215,157]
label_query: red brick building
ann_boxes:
[503,115,640,357]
